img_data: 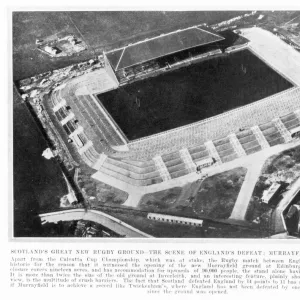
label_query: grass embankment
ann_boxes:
[75,172,128,207]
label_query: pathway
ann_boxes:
[229,162,264,220]
[92,140,300,208]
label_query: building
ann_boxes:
[196,157,215,173]
[42,148,55,159]
[147,213,204,227]
[285,204,300,235]
[261,183,281,204]
[45,46,59,56]
[105,25,225,81]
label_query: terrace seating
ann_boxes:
[106,158,156,174]
[236,129,262,156]
[259,122,285,147]
[161,152,189,179]
[91,156,163,186]
[52,89,118,155]
[48,49,300,188]
[212,137,237,163]
[98,163,163,186]
[280,112,300,131]
[189,145,210,162]
[103,158,160,180]
[76,95,125,147]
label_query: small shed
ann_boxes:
[261,182,281,204]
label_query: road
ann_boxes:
[272,176,300,234]
[39,209,152,238]
[229,161,264,220]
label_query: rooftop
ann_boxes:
[105,26,224,71]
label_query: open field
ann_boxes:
[14,11,300,81]
[263,145,300,173]
[13,87,68,236]
[13,11,245,80]
[138,167,247,220]
[13,12,86,80]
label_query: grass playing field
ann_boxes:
[98,49,293,140]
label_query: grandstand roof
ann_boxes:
[105,26,224,71]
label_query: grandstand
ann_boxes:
[49,27,300,188]
[105,25,224,72]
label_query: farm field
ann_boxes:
[13,11,245,80]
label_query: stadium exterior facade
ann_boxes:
[50,26,300,189]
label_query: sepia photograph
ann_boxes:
[12,9,300,239]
